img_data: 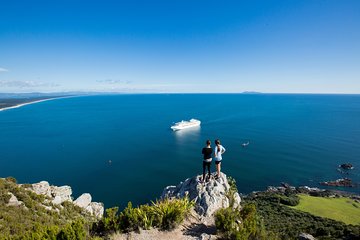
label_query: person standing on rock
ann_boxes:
[214,139,226,179]
[202,140,213,182]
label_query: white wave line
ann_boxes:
[0,96,72,112]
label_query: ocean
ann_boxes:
[1,94,359,209]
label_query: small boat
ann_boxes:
[339,163,354,170]
[242,141,250,147]
[171,119,201,131]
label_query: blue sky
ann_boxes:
[0,0,359,93]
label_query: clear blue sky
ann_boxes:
[0,0,359,93]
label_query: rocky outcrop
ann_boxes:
[31,181,53,197]
[89,202,104,219]
[52,185,72,203]
[6,193,23,207]
[320,178,355,187]
[299,233,316,240]
[339,163,354,170]
[161,172,241,217]
[72,193,103,219]
[30,181,104,218]
[74,193,92,208]
[31,181,72,204]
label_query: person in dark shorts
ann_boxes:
[214,139,226,179]
[201,140,213,182]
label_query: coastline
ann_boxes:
[0,96,73,112]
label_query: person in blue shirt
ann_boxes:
[214,139,226,179]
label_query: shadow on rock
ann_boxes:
[182,223,216,237]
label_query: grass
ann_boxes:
[291,194,360,225]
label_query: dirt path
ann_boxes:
[111,210,217,240]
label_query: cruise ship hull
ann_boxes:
[171,119,201,131]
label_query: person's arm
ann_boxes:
[222,146,226,154]
[202,148,204,154]
[214,147,217,157]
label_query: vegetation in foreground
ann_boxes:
[244,191,360,240]
[93,197,194,236]
[215,203,279,240]
[292,194,360,225]
[3,174,360,240]
[0,177,99,240]
[1,176,194,239]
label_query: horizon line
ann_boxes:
[1,91,360,95]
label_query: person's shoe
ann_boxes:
[206,175,211,182]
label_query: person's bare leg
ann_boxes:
[202,162,206,182]
[217,162,221,177]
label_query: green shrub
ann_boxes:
[215,203,278,240]
[215,207,240,237]
[0,190,11,204]
[278,194,299,206]
[103,207,120,232]
[0,177,98,240]
[96,197,194,235]
[57,224,77,240]
[136,204,155,230]
[151,197,194,230]
[226,176,240,208]
[118,202,143,232]
[5,176,17,184]
[228,176,238,193]
[57,219,87,240]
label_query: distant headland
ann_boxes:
[241,91,263,94]
[0,92,94,111]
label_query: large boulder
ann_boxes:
[74,193,104,218]
[74,193,92,208]
[89,202,105,219]
[299,233,316,240]
[30,181,104,219]
[32,181,52,198]
[31,181,72,204]
[161,172,241,217]
[6,193,23,207]
[51,185,72,203]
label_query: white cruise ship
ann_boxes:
[171,119,201,131]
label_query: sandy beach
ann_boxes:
[0,96,72,112]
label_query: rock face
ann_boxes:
[89,202,105,219]
[32,181,52,197]
[320,178,355,187]
[161,172,241,217]
[6,193,23,207]
[73,193,104,218]
[299,233,316,240]
[74,193,92,208]
[30,181,104,218]
[31,181,72,204]
[52,185,72,203]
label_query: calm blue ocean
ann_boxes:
[1,94,360,209]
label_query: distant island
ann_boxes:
[241,91,263,94]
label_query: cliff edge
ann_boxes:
[113,173,241,240]
[162,172,241,217]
